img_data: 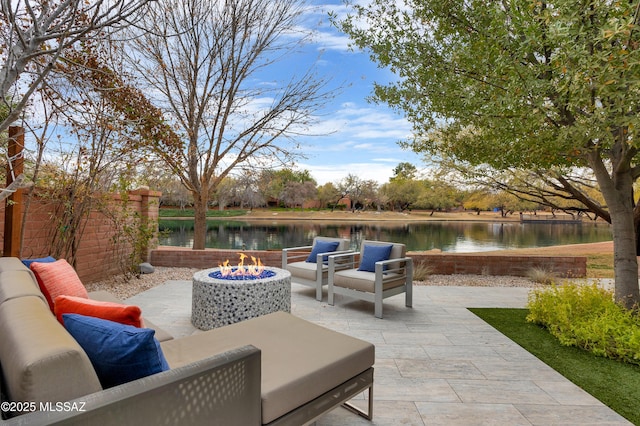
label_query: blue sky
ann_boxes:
[279,1,424,185]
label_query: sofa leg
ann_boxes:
[342,384,373,420]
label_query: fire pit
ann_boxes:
[191,254,291,330]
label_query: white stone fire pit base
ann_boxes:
[191,267,291,330]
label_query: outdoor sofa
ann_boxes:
[0,257,374,425]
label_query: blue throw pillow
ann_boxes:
[305,240,340,263]
[63,313,170,388]
[358,244,393,272]
[21,256,56,268]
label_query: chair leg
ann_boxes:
[406,282,413,308]
[315,285,322,302]
[374,294,383,319]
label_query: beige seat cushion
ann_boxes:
[89,290,174,342]
[286,261,326,281]
[161,311,374,424]
[333,269,406,293]
[0,270,47,305]
[0,296,102,406]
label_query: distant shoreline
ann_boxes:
[161,208,604,224]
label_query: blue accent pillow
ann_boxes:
[358,244,393,272]
[21,256,56,268]
[63,313,170,388]
[305,240,340,263]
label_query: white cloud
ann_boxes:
[299,161,396,185]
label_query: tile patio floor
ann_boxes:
[126,281,631,426]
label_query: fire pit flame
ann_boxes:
[219,253,265,278]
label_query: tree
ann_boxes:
[414,179,461,214]
[336,173,378,209]
[380,178,421,211]
[279,181,317,208]
[260,168,316,207]
[339,0,640,308]
[0,0,152,133]
[127,0,333,250]
[317,182,340,208]
[392,162,419,180]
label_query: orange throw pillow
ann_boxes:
[30,259,89,311]
[54,296,143,328]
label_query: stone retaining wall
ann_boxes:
[149,246,587,278]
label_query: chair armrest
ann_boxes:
[3,346,262,426]
[282,245,313,253]
[315,249,354,264]
[282,245,313,265]
[328,252,360,273]
[374,257,413,276]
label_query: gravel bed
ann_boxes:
[85,268,540,300]
[84,267,198,300]
[417,274,539,287]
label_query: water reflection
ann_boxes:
[158,220,612,252]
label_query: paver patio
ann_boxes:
[126,281,631,425]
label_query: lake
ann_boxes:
[158,219,613,252]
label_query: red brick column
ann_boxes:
[129,188,162,261]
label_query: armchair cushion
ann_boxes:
[306,240,340,263]
[63,313,169,389]
[358,244,393,272]
[333,269,407,293]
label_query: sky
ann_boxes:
[272,0,425,185]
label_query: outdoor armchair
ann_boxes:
[328,240,413,318]
[282,237,352,301]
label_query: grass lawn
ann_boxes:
[469,308,640,425]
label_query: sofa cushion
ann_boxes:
[63,314,170,389]
[30,259,88,311]
[0,296,102,406]
[305,240,340,263]
[358,244,393,272]
[54,295,143,327]
[0,270,47,305]
[161,311,375,424]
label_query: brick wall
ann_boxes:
[150,246,283,269]
[150,246,587,278]
[408,252,586,278]
[0,189,161,283]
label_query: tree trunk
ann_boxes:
[609,204,639,309]
[192,193,208,250]
[590,152,640,309]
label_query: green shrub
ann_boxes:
[527,283,640,365]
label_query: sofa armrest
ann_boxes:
[2,345,262,426]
